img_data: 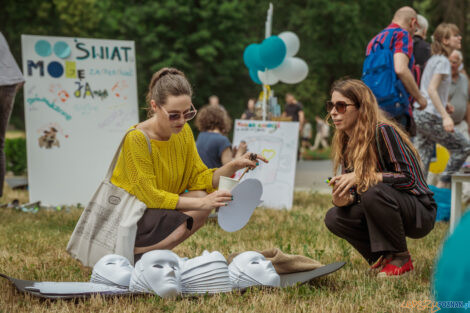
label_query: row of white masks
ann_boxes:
[92,250,280,298]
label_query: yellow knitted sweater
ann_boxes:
[111,124,216,209]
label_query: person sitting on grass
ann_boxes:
[110,67,267,262]
[324,79,437,278]
[195,105,247,169]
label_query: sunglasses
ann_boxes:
[326,100,356,114]
[159,103,197,121]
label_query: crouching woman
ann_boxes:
[324,79,437,278]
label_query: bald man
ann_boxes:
[363,6,426,135]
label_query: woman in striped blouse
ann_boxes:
[324,79,437,278]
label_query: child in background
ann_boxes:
[196,105,247,168]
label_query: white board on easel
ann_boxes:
[232,119,299,209]
[21,35,139,205]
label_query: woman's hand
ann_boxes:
[231,152,269,172]
[329,172,357,198]
[199,190,233,210]
[332,190,354,207]
[443,115,455,133]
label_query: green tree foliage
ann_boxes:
[2,0,469,128]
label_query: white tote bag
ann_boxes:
[67,128,152,267]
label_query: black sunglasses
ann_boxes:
[326,100,356,114]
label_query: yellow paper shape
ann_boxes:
[429,144,450,174]
[65,61,76,78]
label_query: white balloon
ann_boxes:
[272,57,309,84]
[278,31,300,57]
[257,69,279,85]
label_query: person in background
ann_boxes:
[282,93,305,134]
[311,116,330,151]
[446,50,470,140]
[282,93,305,160]
[324,79,436,278]
[0,32,24,198]
[241,98,256,120]
[445,50,470,203]
[110,68,266,262]
[208,95,226,111]
[413,23,470,189]
[363,6,427,133]
[196,105,247,168]
[300,121,312,159]
[413,14,431,71]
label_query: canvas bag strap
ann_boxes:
[104,128,152,182]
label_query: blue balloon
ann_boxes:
[249,68,262,84]
[243,44,264,71]
[259,36,286,69]
[433,211,470,307]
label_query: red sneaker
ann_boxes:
[369,255,392,273]
[377,257,414,278]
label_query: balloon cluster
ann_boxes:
[243,32,309,85]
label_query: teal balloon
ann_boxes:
[433,211,470,310]
[259,36,286,69]
[249,68,262,84]
[35,40,52,57]
[243,44,264,71]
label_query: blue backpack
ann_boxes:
[362,29,410,117]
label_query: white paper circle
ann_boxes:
[218,179,263,232]
[272,57,309,84]
[278,31,300,57]
[257,69,279,85]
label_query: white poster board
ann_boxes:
[21,35,139,205]
[232,120,299,209]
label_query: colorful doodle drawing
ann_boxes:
[261,149,276,161]
[111,80,129,100]
[49,83,70,103]
[38,127,60,149]
[27,97,72,121]
[93,89,108,100]
[73,103,98,116]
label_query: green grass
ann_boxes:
[0,189,448,313]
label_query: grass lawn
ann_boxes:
[0,186,448,313]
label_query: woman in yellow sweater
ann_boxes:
[111,67,267,261]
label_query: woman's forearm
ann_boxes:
[428,88,448,118]
[212,161,238,189]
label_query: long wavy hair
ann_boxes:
[431,23,460,57]
[328,79,420,193]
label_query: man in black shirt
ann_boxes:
[413,14,431,71]
[283,93,305,135]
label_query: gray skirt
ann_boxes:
[134,208,193,262]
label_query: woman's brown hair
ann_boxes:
[146,67,192,117]
[431,23,460,57]
[328,79,420,193]
[195,105,232,134]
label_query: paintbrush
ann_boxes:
[238,153,258,181]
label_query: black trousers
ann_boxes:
[324,183,436,264]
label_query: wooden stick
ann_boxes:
[238,167,250,181]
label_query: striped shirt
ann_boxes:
[376,123,432,196]
[366,23,414,71]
